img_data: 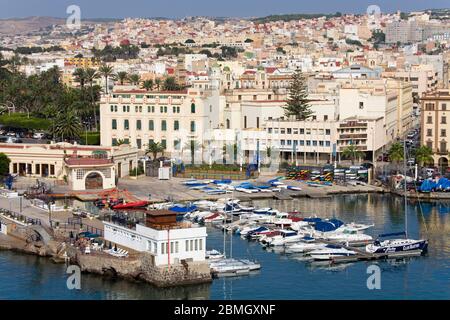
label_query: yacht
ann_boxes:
[365,232,428,254]
[309,245,357,261]
[325,229,373,242]
[206,249,225,260]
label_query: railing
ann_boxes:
[0,208,42,226]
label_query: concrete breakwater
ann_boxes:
[66,246,212,287]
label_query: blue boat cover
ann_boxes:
[303,217,322,223]
[169,205,198,213]
[418,179,436,192]
[328,218,344,228]
[314,220,343,232]
[213,179,232,184]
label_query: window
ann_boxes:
[324,115,328,121]
[325,129,331,135]
[359,102,364,109]
[175,241,179,253]
[170,242,174,254]
[190,121,196,132]
[441,142,447,152]
[226,119,230,129]
[442,104,447,111]
[148,120,154,131]
[136,120,142,130]
[124,119,129,130]
[112,138,118,146]
[326,141,331,147]
[425,103,434,111]
[161,120,167,131]
[112,119,117,129]
[190,240,193,251]
[174,139,181,150]
[199,239,203,251]
[300,129,305,134]
[136,139,142,149]
[427,116,433,124]
[300,140,304,146]
[110,105,114,112]
[195,239,198,251]
[442,117,447,124]
[185,240,189,252]
[253,95,257,100]
[427,141,433,149]
[174,120,179,131]
[256,117,260,128]
[244,116,247,129]
[161,139,166,149]
[441,129,447,137]
[427,129,433,137]
[191,103,196,113]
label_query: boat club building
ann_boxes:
[104,210,207,266]
[0,142,139,191]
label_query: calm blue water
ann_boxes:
[1,194,449,300]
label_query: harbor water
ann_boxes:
[0,194,449,300]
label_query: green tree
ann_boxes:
[388,142,405,172]
[146,141,165,160]
[142,79,154,91]
[53,111,82,141]
[155,78,162,90]
[283,69,312,120]
[98,64,114,94]
[73,68,87,89]
[128,73,141,86]
[0,153,11,176]
[163,77,181,91]
[115,71,128,85]
[415,146,434,167]
[341,145,365,165]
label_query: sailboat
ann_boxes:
[365,139,428,255]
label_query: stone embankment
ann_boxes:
[67,246,212,287]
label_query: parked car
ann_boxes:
[33,132,45,139]
[6,131,16,137]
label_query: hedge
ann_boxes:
[80,132,100,145]
[0,114,51,131]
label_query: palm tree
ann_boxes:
[128,74,141,86]
[98,64,114,94]
[415,146,434,167]
[184,140,201,165]
[73,68,86,89]
[155,78,162,91]
[341,145,365,165]
[388,142,404,172]
[84,68,100,130]
[53,111,82,141]
[145,141,165,161]
[142,79,154,91]
[115,71,128,85]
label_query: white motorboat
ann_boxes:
[309,245,357,261]
[324,229,373,242]
[235,187,259,194]
[206,249,225,260]
[209,258,261,274]
[365,234,428,254]
[285,237,328,253]
[335,222,374,233]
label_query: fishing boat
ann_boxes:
[309,245,357,261]
[112,200,148,210]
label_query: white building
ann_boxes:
[104,210,207,266]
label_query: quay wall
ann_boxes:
[68,247,212,288]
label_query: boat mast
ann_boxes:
[230,189,233,259]
[404,137,408,238]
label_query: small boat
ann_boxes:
[324,229,373,242]
[112,200,148,210]
[287,186,302,191]
[253,207,272,214]
[285,236,327,253]
[206,249,225,260]
[309,245,357,260]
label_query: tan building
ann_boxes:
[420,89,450,169]
[1,142,138,191]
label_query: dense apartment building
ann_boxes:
[420,89,450,169]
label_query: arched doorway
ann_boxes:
[438,157,449,174]
[85,172,103,190]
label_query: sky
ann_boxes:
[1,0,450,19]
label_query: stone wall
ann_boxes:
[68,248,212,287]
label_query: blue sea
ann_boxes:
[0,194,449,300]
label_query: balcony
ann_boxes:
[339,134,368,140]
[339,122,368,129]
